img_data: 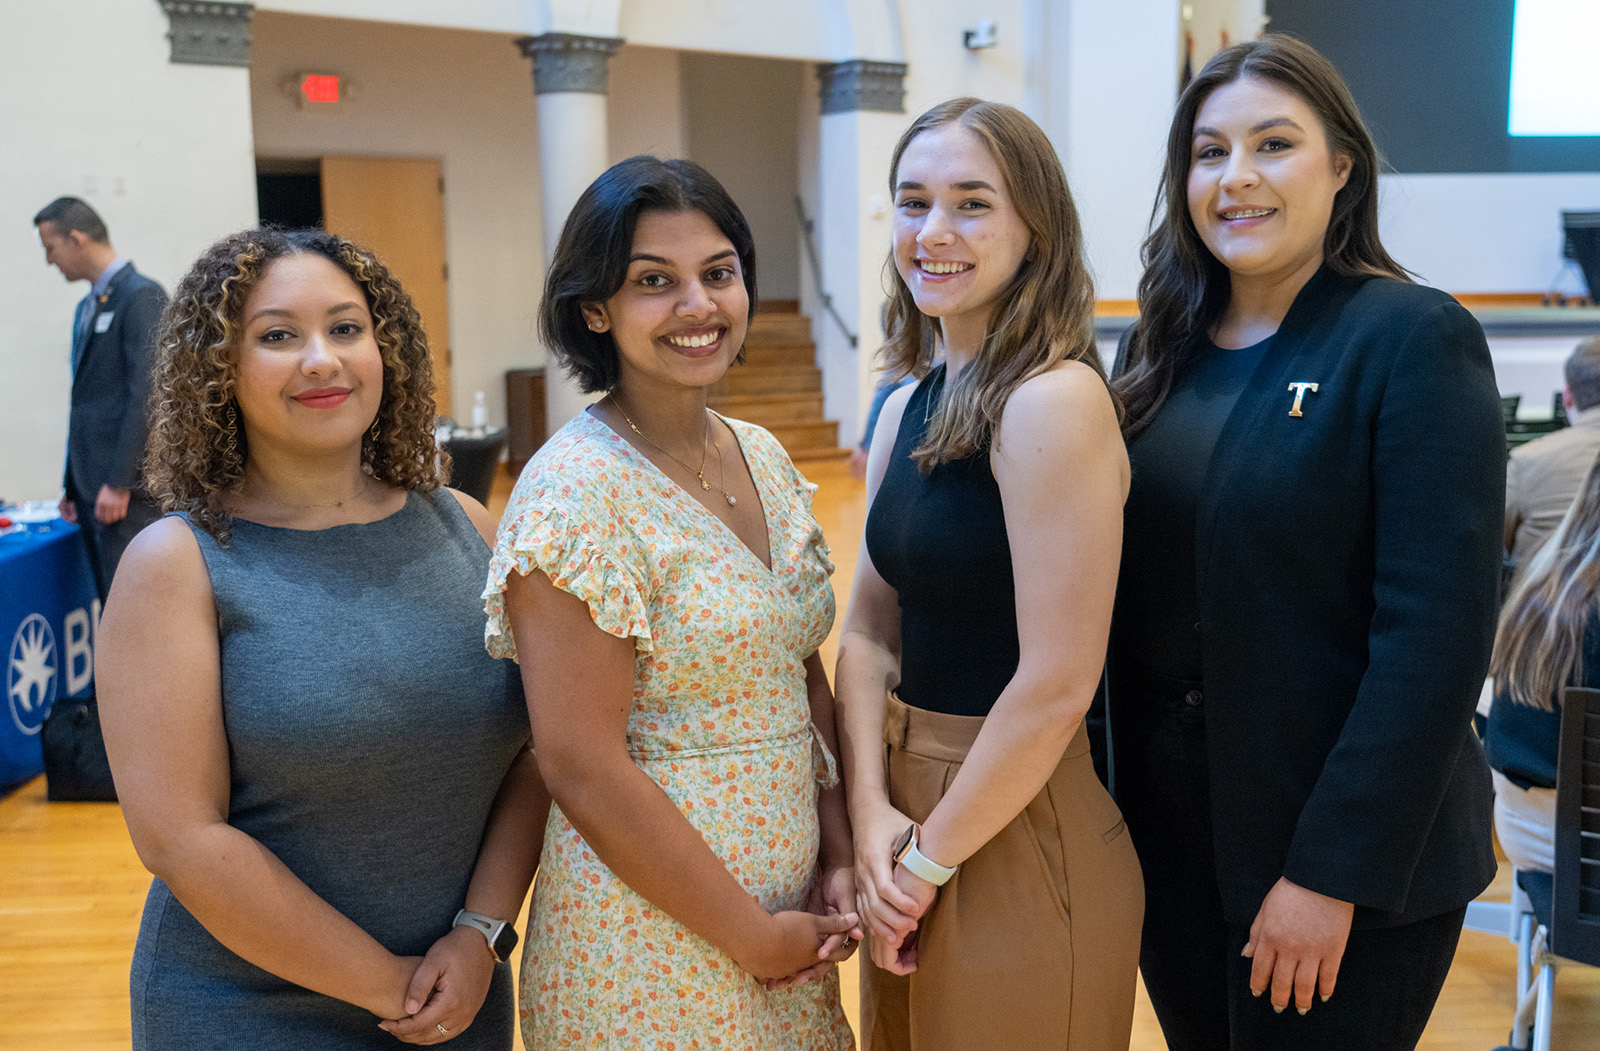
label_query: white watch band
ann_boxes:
[899,828,958,886]
[453,909,512,959]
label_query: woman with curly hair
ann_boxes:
[97,227,548,1050]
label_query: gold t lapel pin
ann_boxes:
[1287,382,1320,417]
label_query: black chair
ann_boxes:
[1489,685,1600,1051]
[1551,686,1600,965]
[1506,416,1566,457]
[441,428,507,506]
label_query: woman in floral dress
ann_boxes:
[484,156,858,1049]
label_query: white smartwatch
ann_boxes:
[892,823,958,886]
[453,909,518,962]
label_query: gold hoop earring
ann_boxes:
[369,418,381,443]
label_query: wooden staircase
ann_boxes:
[711,300,845,461]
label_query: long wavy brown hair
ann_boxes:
[881,97,1114,469]
[1491,450,1600,711]
[1116,34,1410,437]
[144,228,446,542]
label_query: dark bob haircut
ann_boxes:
[540,155,757,394]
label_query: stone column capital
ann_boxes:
[816,60,908,115]
[516,32,625,95]
[156,1,253,68]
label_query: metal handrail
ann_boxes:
[794,196,858,348]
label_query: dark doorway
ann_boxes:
[256,166,323,228]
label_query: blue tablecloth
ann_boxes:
[0,519,98,787]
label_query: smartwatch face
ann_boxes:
[892,824,916,864]
[490,923,518,962]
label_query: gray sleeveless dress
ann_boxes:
[130,491,529,1051]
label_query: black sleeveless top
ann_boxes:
[864,365,1019,716]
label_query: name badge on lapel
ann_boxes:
[1287,382,1319,417]
[93,311,114,334]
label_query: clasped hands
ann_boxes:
[853,801,939,976]
[741,864,864,992]
[377,925,498,1045]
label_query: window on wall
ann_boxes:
[1509,0,1600,135]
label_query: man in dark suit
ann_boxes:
[34,197,167,600]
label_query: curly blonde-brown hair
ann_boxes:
[144,228,447,542]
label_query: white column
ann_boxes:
[813,61,906,450]
[518,32,624,435]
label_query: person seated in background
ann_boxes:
[1505,335,1600,572]
[96,227,547,1049]
[1488,448,1600,874]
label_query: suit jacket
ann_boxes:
[1504,412,1600,567]
[1108,267,1503,928]
[65,262,167,501]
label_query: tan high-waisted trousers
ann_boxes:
[860,692,1144,1051]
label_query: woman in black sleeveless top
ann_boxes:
[834,98,1144,1051]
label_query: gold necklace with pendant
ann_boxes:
[608,395,737,507]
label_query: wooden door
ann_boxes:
[320,156,452,413]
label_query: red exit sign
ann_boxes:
[300,74,340,104]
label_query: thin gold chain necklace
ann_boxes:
[608,395,737,507]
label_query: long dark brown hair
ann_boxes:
[1492,451,1600,711]
[145,228,446,542]
[1116,33,1409,437]
[881,97,1114,468]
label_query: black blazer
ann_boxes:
[1108,267,1503,928]
[65,262,167,500]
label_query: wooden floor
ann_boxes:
[3,458,1597,1049]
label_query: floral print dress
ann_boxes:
[484,410,853,1051]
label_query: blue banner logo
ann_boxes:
[8,613,57,735]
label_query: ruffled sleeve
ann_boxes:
[793,469,835,579]
[484,492,654,662]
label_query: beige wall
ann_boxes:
[683,54,803,301]
[250,11,544,426]
[257,0,533,35]
[0,0,257,499]
[609,47,689,162]
[1183,0,1267,68]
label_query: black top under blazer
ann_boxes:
[1108,266,1504,928]
[65,261,167,501]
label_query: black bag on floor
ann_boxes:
[41,695,118,802]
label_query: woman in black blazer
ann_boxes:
[1107,35,1503,1051]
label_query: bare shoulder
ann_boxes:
[997,360,1120,451]
[444,487,497,546]
[864,381,920,498]
[105,516,213,616]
